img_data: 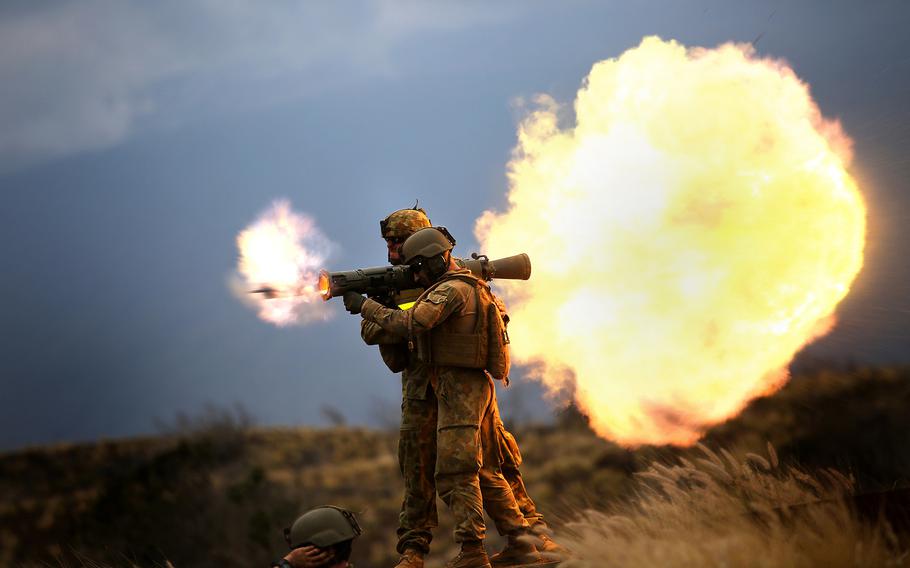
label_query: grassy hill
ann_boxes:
[1,365,909,567]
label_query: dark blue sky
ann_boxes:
[1,1,908,450]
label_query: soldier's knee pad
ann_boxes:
[435,425,481,476]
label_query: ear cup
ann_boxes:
[427,254,448,280]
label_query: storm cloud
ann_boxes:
[0,0,503,171]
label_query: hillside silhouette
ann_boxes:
[1,365,908,567]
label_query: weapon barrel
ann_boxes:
[318,264,415,300]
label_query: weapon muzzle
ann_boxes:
[318,265,416,300]
[318,270,332,300]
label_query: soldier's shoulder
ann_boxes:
[421,277,473,306]
[423,281,457,304]
[434,275,476,294]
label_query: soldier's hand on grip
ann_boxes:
[343,291,366,314]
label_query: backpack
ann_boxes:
[482,285,512,383]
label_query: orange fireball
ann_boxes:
[476,37,866,445]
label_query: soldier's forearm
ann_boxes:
[361,298,411,337]
[362,291,453,337]
[361,319,398,345]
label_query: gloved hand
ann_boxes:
[343,291,366,314]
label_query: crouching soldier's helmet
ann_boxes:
[285,505,362,549]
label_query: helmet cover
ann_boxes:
[380,207,431,239]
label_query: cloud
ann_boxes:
[0,0,505,173]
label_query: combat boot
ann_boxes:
[395,548,425,568]
[528,525,570,561]
[445,539,492,568]
[490,531,544,567]
[536,534,570,560]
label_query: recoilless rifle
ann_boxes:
[318,253,532,307]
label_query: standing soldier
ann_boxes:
[365,208,564,567]
[361,207,439,567]
[347,226,555,568]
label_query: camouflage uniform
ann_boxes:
[487,391,545,530]
[365,208,441,554]
[363,319,439,553]
[361,268,530,544]
[367,209,549,554]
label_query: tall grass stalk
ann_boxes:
[560,444,907,567]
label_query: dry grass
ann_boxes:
[3,365,910,567]
[560,443,908,568]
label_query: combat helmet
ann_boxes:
[285,505,362,549]
[380,206,431,239]
[402,227,455,264]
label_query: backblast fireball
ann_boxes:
[475,37,866,445]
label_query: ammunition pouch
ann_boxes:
[497,423,523,469]
[379,343,409,373]
[484,294,511,382]
[428,331,486,368]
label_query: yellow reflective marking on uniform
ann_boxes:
[398,301,416,310]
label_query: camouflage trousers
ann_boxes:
[489,394,545,530]
[397,370,540,551]
[397,389,438,554]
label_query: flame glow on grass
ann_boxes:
[477,37,866,445]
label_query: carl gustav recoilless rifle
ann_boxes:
[315,252,532,307]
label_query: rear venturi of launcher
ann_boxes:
[317,253,532,301]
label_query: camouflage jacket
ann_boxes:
[361,318,433,400]
[360,268,484,388]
